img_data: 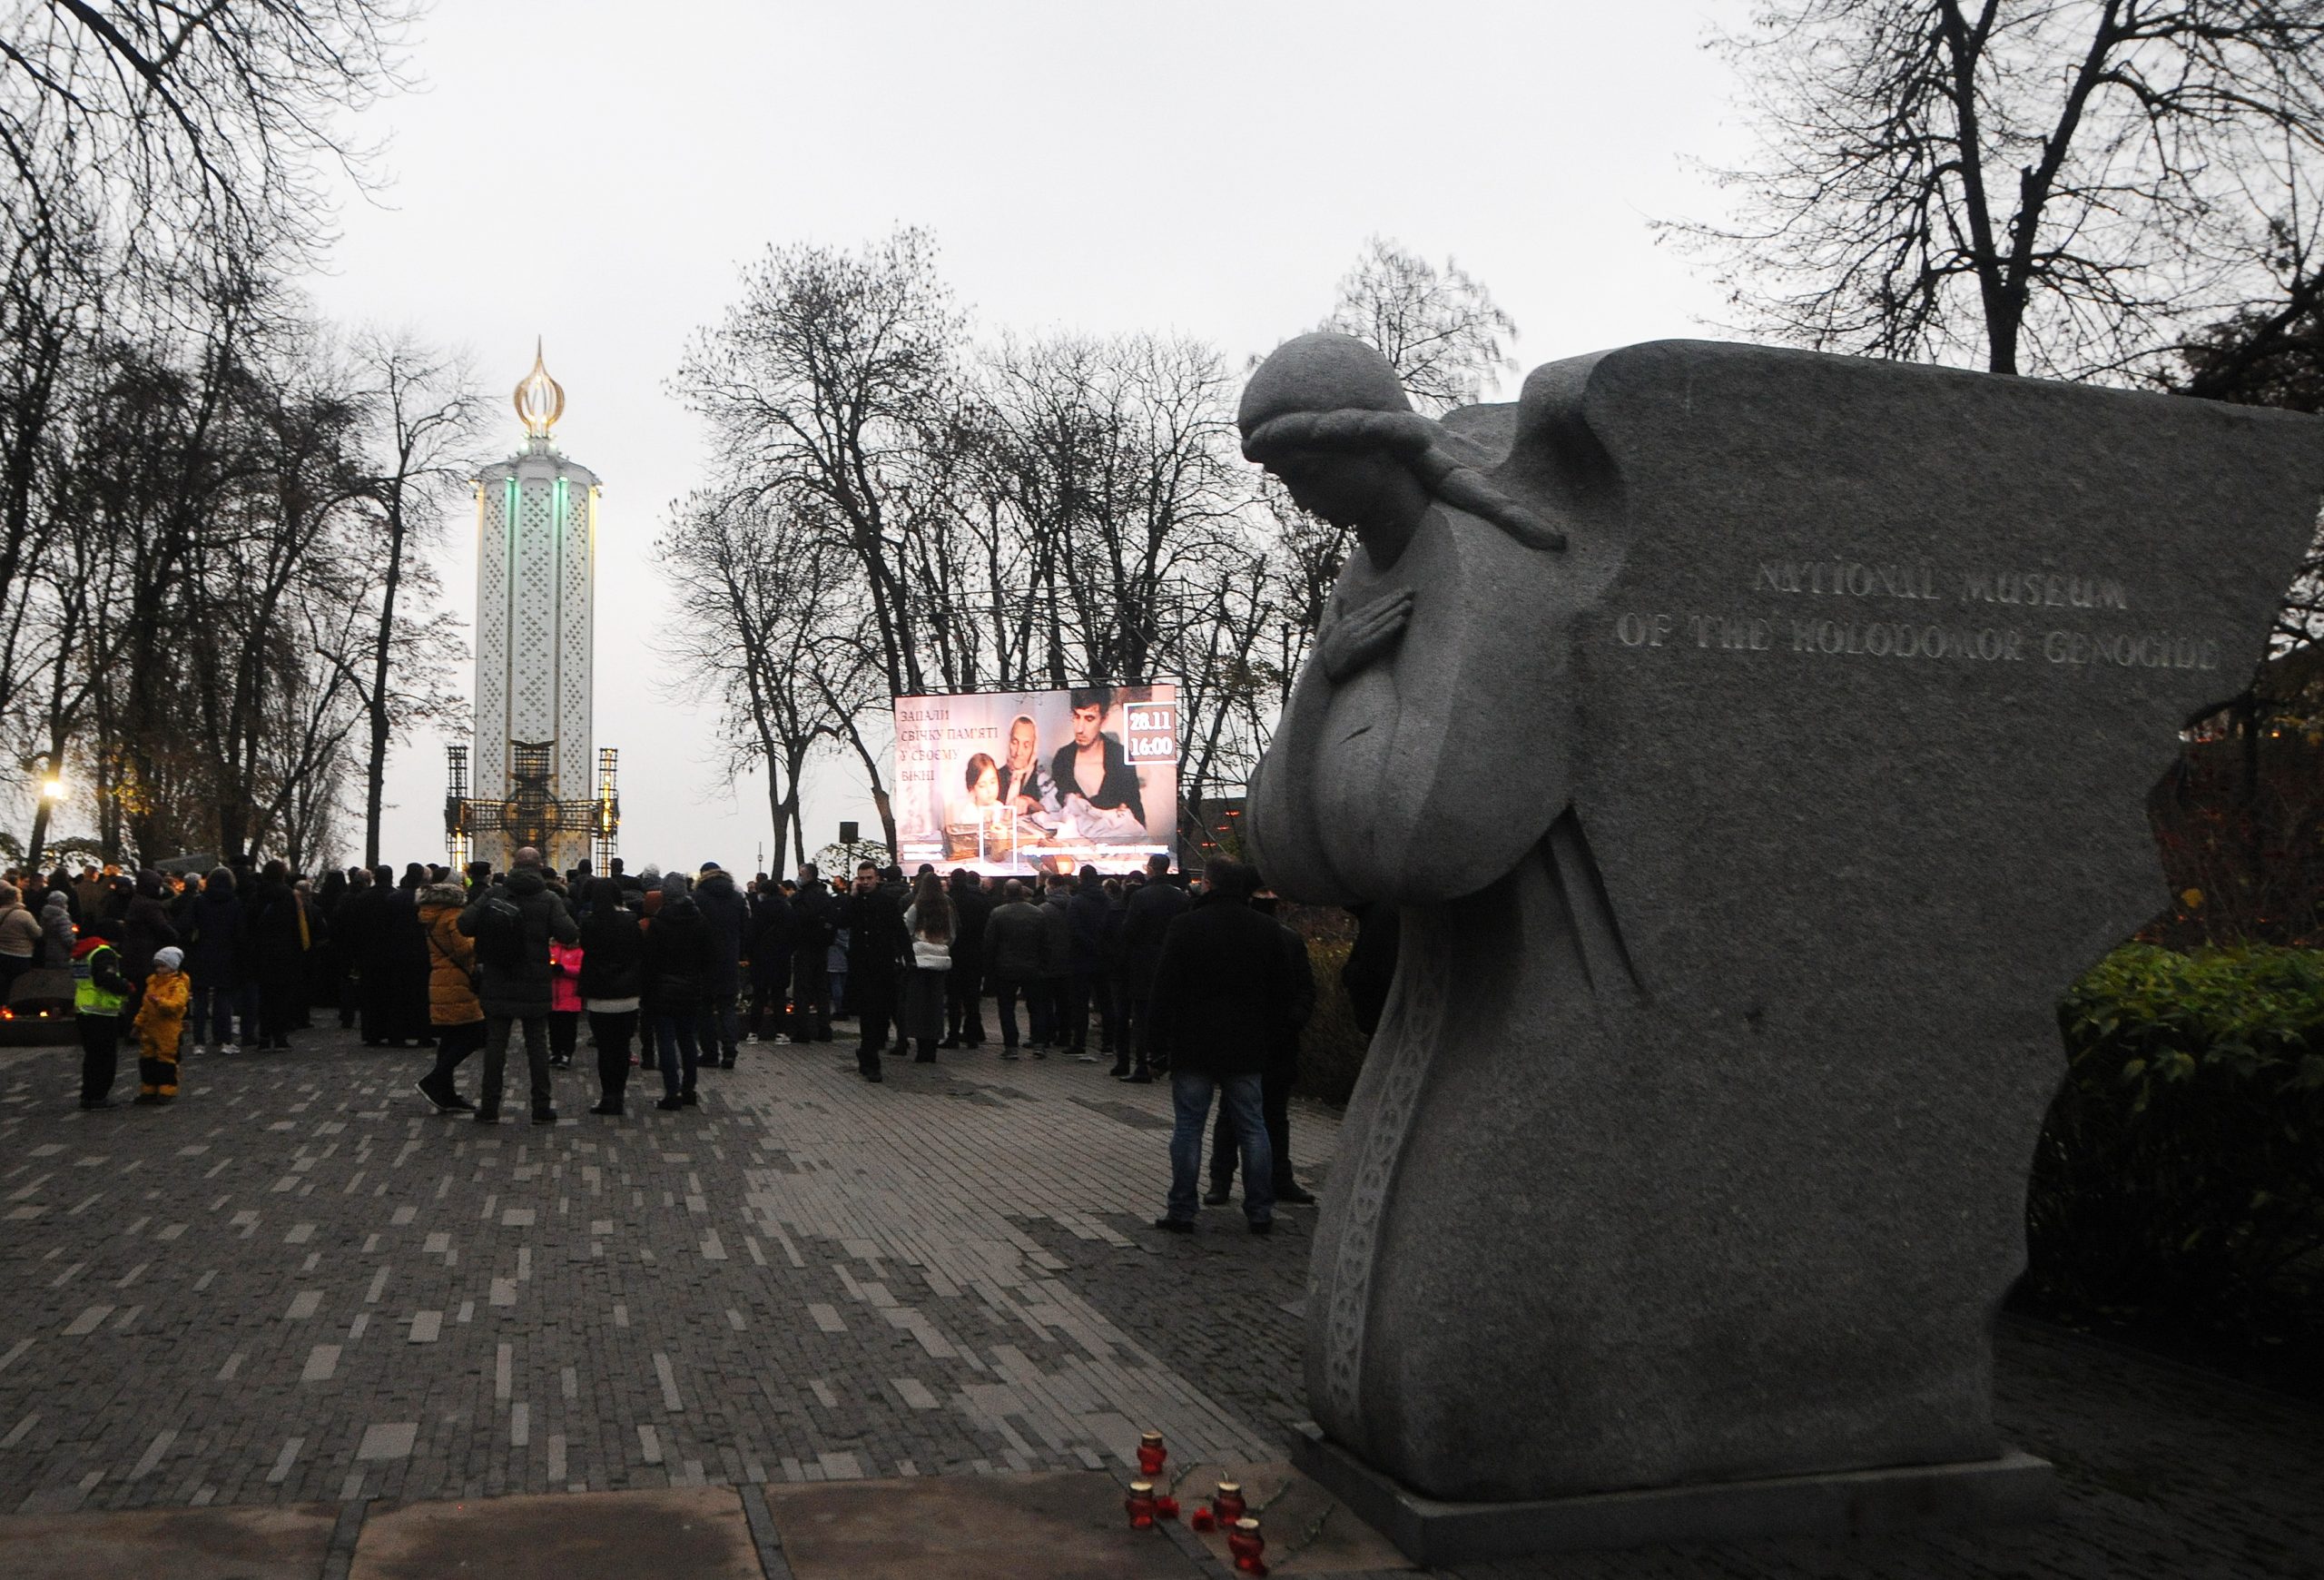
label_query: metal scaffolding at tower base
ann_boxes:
[446,741,617,872]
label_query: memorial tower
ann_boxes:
[445,342,617,874]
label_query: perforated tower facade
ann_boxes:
[468,345,602,873]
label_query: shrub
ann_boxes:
[2026,943,2324,1353]
[1297,937,1372,1107]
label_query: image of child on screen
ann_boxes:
[1050,685,1146,837]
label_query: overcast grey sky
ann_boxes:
[309,0,1749,874]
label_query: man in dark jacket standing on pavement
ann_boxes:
[1115,854,1188,1082]
[457,846,578,1125]
[1038,876,1075,1052]
[1206,888,1319,1208]
[840,861,909,1081]
[1146,859,1293,1234]
[746,876,795,1045]
[1062,867,1107,1060]
[693,863,748,1067]
[789,865,836,1042]
[981,880,1047,1057]
[940,869,989,1048]
[642,871,716,1110]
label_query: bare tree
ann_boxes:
[0,0,418,272]
[1668,1,2324,382]
[348,328,482,865]
[656,492,845,876]
[1317,236,1519,413]
[676,227,968,704]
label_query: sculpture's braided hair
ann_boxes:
[1240,408,1566,552]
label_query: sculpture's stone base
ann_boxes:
[1289,1422,2057,1565]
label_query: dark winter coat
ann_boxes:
[694,870,748,997]
[1119,879,1190,1000]
[790,882,838,954]
[1143,894,1310,1078]
[1039,888,1074,979]
[182,886,247,988]
[981,899,1047,981]
[123,877,184,983]
[841,887,909,984]
[640,894,714,1016]
[578,904,645,1002]
[456,864,577,1018]
[1067,885,1107,974]
[945,878,989,975]
[748,888,794,975]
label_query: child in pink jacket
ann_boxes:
[549,939,585,1069]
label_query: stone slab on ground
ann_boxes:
[350,1485,760,1579]
[763,1468,1196,1579]
[1293,1422,2057,1565]
[0,1501,338,1579]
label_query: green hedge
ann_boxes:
[2027,943,2324,1352]
[1297,938,1372,1107]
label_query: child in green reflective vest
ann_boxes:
[71,927,129,1110]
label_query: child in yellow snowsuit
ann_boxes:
[133,945,190,1103]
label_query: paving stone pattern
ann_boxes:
[0,1028,1303,1518]
[0,1027,2318,1579]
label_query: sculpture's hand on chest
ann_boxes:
[1320,587,1415,684]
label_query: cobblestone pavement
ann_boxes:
[0,1022,2317,1578]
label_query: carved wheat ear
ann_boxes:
[1243,408,1569,553]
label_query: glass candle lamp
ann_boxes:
[1125,1480,1157,1529]
[1227,1516,1268,1575]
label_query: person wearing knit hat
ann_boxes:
[133,945,191,1103]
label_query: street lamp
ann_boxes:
[40,777,62,802]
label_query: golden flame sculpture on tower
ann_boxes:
[514,337,566,439]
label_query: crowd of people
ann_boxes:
[17,844,1341,1230]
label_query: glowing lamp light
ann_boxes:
[40,778,63,800]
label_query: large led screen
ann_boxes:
[891,683,1179,875]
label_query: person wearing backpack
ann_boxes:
[456,847,577,1125]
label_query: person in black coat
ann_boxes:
[839,861,909,1081]
[940,869,989,1048]
[746,878,795,1044]
[351,866,428,1047]
[788,868,837,1042]
[576,877,645,1115]
[118,868,181,992]
[1116,854,1189,1081]
[692,864,748,1067]
[1206,889,1319,1209]
[181,869,248,1053]
[1062,867,1108,1057]
[1145,859,1299,1233]
[640,871,716,1111]
[243,862,308,1049]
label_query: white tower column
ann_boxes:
[468,344,603,873]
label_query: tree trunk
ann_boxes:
[363,499,407,868]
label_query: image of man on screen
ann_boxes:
[1000,715,1056,816]
[1052,685,1146,835]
